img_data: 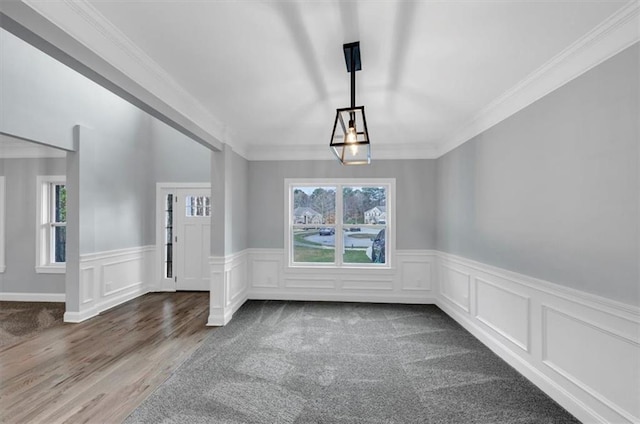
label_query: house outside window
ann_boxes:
[36,176,66,273]
[286,179,394,268]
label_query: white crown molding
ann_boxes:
[246,141,440,161]
[20,0,238,152]
[437,0,640,158]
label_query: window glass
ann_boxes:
[292,186,336,264]
[288,181,391,267]
[292,186,336,225]
[292,228,335,263]
[165,194,173,278]
[342,186,387,265]
[186,196,211,217]
[51,184,66,263]
[36,176,66,272]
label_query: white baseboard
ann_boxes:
[436,251,640,424]
[0,292,65,302]
[63,307,97,323]
[249,291,436,305]
[64,246,155,323]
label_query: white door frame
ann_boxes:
[155,182,211,291]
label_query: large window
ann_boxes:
[286,179,394,268]
[36,176,66,273]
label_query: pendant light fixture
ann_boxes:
[330,41,371,165]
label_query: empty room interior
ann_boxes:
[0,1,638,423]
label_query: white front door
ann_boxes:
[158,186,211,291]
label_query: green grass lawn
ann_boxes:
[343,250,371,263]
[294,246,335,262]
[293,247,371,264]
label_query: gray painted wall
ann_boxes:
[230,150,249,253]
[436,44,639,305]
[248,159,437,249]
[0,28,212,294]
[0,157,66,293]
[144,118,211,245]
[210,147,248,256]
[1,28,141,151]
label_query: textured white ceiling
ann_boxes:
[18,0,635,159]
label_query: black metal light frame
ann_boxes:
[330,41,371,165]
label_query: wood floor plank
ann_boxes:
[0,292,213,424]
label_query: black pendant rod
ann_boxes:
[350,47,356,109]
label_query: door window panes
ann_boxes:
[186,196,211,217]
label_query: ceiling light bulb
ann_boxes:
[345,126,357,143]
[345,125,358,155]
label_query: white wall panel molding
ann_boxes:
[542,305,640,424]
[64,245,155,323]
[437,1,640,157]
[208,250,249,326]
[438,262,471,313]
[475,277,530,352]
[246,248,437,304]
[435,251,640,424]
[437,252,639,320]
[0,292,65,302]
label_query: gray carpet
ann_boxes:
[125,301,580,424]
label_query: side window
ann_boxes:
[36,176,66,273]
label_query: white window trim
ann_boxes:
[285,178,396,270]
[36,175,66,274]
[0,176,5,273]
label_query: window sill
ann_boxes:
[35,265,66,274]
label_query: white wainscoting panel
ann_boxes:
[401,260,432,291]
[542,306,640,423]
[208,250,249,326]
[475,277,530,352]
[246,249,437,304]
[439,262,471,312]
[64,246,155,323]
[436,251,640,424]
[285,278,336,290]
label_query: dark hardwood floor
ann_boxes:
[0,292,212,424]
